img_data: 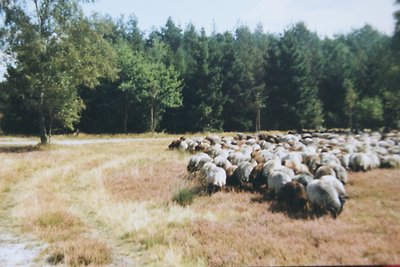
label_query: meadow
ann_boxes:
[0,135,399,266]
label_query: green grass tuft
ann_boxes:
[172,188,195,206]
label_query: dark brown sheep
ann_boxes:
[249,163,266,188]
[277,181,308,213]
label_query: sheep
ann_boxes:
[319,175,346,198]
[320,153,341,168]
[203,165,227,194]
[380,154,400,169]
[332,164,348,185]
[262,159,282,181]
[292,172,314,187]
[337,153,350,169]
[228,151,250,165]
[277,180,308,213]
[225,165,238,181]
[187,153,212,172]
[349,153,372,172]
[251,151,266,164]
[283,160,309,174]
[249,163,267,188]
[306,179,345,218]
[228,161,254,187]
[214,155,232,170]
[206,135,221,145]
[304,153,321,174]
[314,165,336,180]
[268,168,293,195]
[178,140,189,151]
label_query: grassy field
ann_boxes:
[0,136,399,266]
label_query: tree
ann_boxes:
[343,79,357,130]
[180,25,224,132]
[355,97,384,129]
[265,24,323,131]
[117,38,182,132]
[319,37,353,128]
[1,0,117,143]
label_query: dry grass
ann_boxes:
[45,236,112,266]
[0,135,399,266]
[28,210,83,242]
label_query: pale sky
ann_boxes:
[83,0,398,37]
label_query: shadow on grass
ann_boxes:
[0,144,57,153]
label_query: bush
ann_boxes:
[172,188,194,206]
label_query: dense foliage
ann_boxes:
[1,1,399,139]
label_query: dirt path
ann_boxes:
[0,137,174,146]
[0,231,46,266]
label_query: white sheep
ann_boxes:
[268,167,294,195]
[319,175,346,198]
[349,153,372,172]
[306,179,345,218]
[203,165,227,194]
[213,155,232,170]
[187,153,212,172]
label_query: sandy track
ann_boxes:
[0,137,174,146]
[0,232,46,266]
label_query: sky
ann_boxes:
[83,0,398,37]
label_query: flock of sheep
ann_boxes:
[169,131,400,218]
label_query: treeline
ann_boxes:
[1,0,400,142]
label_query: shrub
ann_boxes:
[172,188,194,206]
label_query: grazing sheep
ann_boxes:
[225,165,238,181]
[168,139,181,149]
[249,163,267,188]
[277,180,308,213]
[380,154,400,169]
[319,175,346,198]
[262,159,282,180]
[337,154,350,169]
[268,168,293,195]
[178,140,188,151]
[321,153,341,168]
[292,172,314,187]
[349,153,372,172]
[304,153,321,174]
[332,164,348,185]
[187,153,212,172]
[203,165,227,194]
[306,179,345,218]
[206,135,221,145]
[228,151,250,165]
[314,165,336,180]
[228,162,254,187]
[214,156,232,170]
[251,151,267,164]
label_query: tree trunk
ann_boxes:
[256,107,261,132]
[39,112,49,144]
[39,91,49,144]
[349,109,353,131]
[150,104,154,133]
[123,102,128,134]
